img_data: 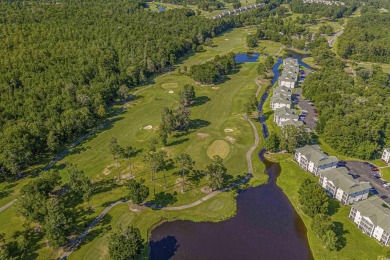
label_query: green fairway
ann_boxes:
[69,191,237,259]
[269,154,388,260]
[0,27,270,259]
[380,167,390,182]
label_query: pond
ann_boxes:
[149,150,313,260]
[157,5,165,12]
[235,53,260,63]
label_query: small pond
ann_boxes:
[157,5,165,12]
[235,53,260,63]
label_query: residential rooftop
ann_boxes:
[353,197,390,234]
[321,167,372,195]
[296,145,339,166]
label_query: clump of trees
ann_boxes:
[190,53,236,84]
[159,85,196,145]
[108,226,144,260]
[265,126,311,153]
[289,0,358,19]
[128,179,149,205]
[205,155,228,190]
[299,178,341,251]
[303,49,390,159]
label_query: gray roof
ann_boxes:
[273,86,292,94]
[296,145,339,166]
[321,167,372,194]
[279,76,296,83]
[353,197,390,233]
[274,107,296,117]
[384,148,390,152]
[280,119,304,127]
[271,97,291,105]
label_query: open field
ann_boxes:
[380,167,390,182]
[0,27,270,259]
[267,153,388,260]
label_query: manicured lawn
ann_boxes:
[269,153,388,260]
[0,27,269,259]
[380,167,390,182]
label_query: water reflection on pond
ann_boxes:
[235,53,260,63]
[149,151,313,260]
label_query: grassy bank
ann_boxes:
[267,153,388,259]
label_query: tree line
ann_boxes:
[0,0,238,179]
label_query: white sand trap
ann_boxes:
[212,87,220,90]
[143,125,153,130]
[225,39,228,41]
[197,132,209,139]
[225,136,236,143]
[224,128,234,133]
[121,173,134,180]
[103,168,111,176]
[168,90,174,94]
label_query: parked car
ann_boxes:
[375,175,381,179]
[381,195,388,200]
[372,167,380,171]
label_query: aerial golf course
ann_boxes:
[0,27,282,259]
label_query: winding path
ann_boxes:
[328,30,344,48]
[60,117,259,258]
[0,199,17,213]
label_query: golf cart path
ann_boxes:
[0,199,17,213]
[60,117,259,258]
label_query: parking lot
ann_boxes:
[295,88,317,130]
[345,161,390,205]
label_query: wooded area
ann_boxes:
[337,13,390,63]
[0,0,234,178]
[303,51,390,159]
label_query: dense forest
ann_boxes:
[337,13,390,63]
[0,0,236,178]
[303,48,390,159]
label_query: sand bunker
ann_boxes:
[224,128,234,133]
[121,173,134,180]
[143,125,153,130]
[168,90,174,94]
[212,87,220,90]
[197,132,209,139]
[103,163,120,175]
[225,136,236,143]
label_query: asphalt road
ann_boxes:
[346,161,390,205]
[296,88,316,130]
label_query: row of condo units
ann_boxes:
[302,0,345,5]
[295,145,390,246]
[270,58,305,129]
[212,3,265,19]
[278,58,299,89]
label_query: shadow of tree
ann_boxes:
[9,228,43,259]
[187,170,205,187]
[333,221,349,251]
[189,119,210,130]
[192,96,210,107]
[149,236,179,260]
[328,199,340,216]
[147,192,178,208]
[167,138,189,147]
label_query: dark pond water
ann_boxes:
[287,50,312,70]
[157,5,165,12]
[235,53,260,63]
[149,151,313,260]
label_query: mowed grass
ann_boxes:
[380,167,390,182]
[207,139,230,159]
[269,153,388,260]
[69,192,237,260]
[0,27,268,259]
